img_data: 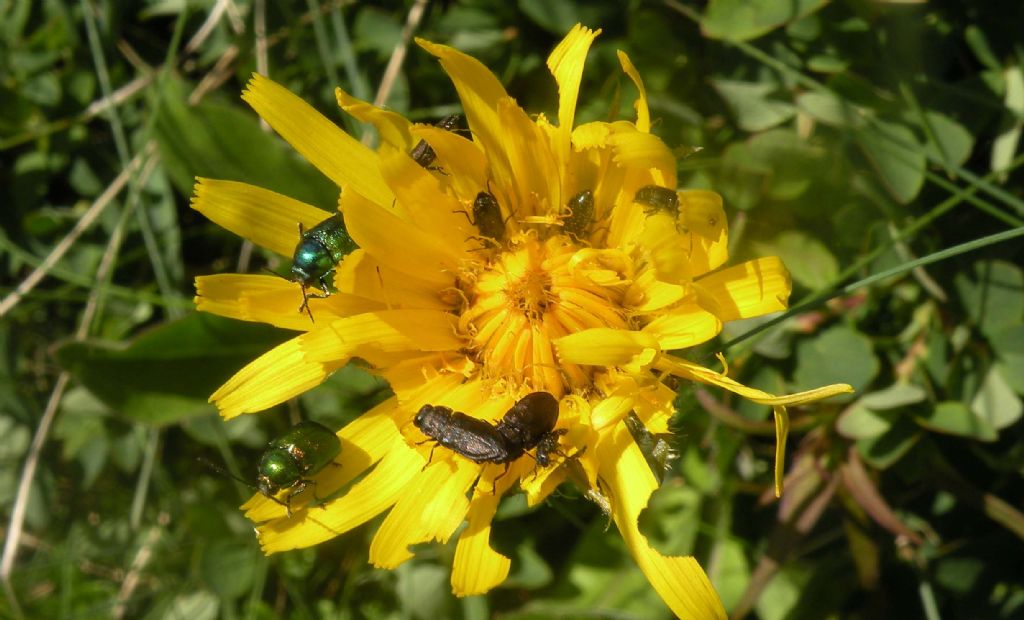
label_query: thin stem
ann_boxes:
[373,0,429,109]
[331,3,370,102]
[129,430,161,530]
[80,0,132,167]
[721,226,1024,353]
[305,0,341,89]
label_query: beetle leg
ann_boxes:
[422,443,438,471]
[490,463,512,493]
[298,285,315,323]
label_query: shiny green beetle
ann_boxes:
[289,212,357,321]
[257,420,342,515]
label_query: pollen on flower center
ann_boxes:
[455,231,630,397]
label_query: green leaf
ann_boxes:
[991,324,1024,394]
[711,537,751,611]
[991,64,1024,175]
[920,111,974,169]
[396,562,455,620]
[971,366,1023,431]
[964,25,1001,70]
[756,230,839,290]
[711,79,795,132]
[702,0,828,42]
[860,383,927,410]
[836,403,894,440]
[917,401,997,441]
[793,325,877,397]
[201,540,259,600]
[154,76,338,210]
[855,119,925,204]
[746,130,823,200]
[856,420,920,469]
[955,260,1024,338]
[160,591,219,620]
[519,0,587,35]
[502,541,554,589]
[55,314,292,426]
[807,54,849,74]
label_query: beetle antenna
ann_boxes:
[260,266,289,281]
[197,457,256,489]
[197,457,298,513]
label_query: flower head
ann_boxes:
[192,25,852,618]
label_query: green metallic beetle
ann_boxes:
[257,420,342,516]
[289,212,358,322]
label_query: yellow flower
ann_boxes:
[192,25,852,619]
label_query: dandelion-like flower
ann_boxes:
[192,25,852,618]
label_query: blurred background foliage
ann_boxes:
[2,0,1023,618]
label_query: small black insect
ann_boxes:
[288,213,357,321]
[562,189,595,238]
[633,185,680,219]
[409,114,461,170]
[469,190,506,241]
[414,404,511,464]
[493,392,562,463]
[413,392,566,468]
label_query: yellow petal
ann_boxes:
[335,87,412,150]
[195,274,381,330]
[624,269,688,314]
[608,128,676,189]
[378,149,476,255]
[572,121,611,150]
[658,355,854,407]
[245,397,403,521]
[616,50,650,133]
[497,97,561,218]
[556,328,660,373]
[416,39,515,192]
[547,24,601,180]
[590,386,636,431]
[451,491,510,596]
[302,310,462,363]
[657,354,854,495]
[679,190,729,274]
[332,250,454,311]
[695,256,791,322]
[191,178,329,257]
[242,73,393,206]
[368,459,478,568]
[256,441,422,553]
[632,380,678,434]
[409,124,488,199]
[342,191,461,287]
[642,304,722,350]
[599,422,726,619]
[211,334,344,418]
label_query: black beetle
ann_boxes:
[562,189,595,239]
[413,392,566,469]
[409,114,461,170]
[633,185,680,219]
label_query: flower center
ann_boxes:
[456,232,630,397]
